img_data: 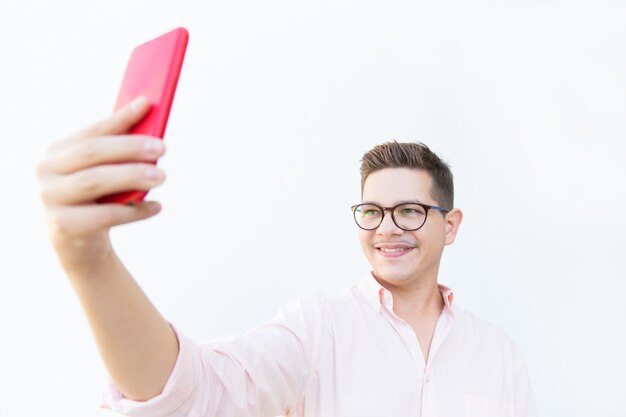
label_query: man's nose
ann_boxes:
[376,209,403,235]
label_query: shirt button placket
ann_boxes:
[421,372,437,417]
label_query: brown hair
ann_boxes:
[360,141,454,209]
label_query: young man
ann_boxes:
[38,97,537,417]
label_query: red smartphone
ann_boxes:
[97,27,189,205]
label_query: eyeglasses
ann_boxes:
[350,202,450,231]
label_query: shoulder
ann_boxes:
[278,290,331,319]
[288,284,363,308]
[280,285,369,326]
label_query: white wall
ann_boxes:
[1,1,625,416]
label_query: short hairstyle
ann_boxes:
[359,141,454,210]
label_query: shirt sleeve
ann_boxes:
[100,291,327,417]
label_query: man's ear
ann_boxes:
[444,208,463,246]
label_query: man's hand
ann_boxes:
[37,96,166,272]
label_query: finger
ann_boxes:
[49,201,162,238]
[65,96,152,145]
[43,135,165,175]
[83,96,152,137]
[41,163,166,205]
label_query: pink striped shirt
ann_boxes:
[102,273,537,417]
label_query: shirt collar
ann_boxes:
[358,271,455,316]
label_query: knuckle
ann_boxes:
[35,160,49,180]
[39,184,53,204]
[97,207,117,229]
[46,209,73,237]
[77,140,100,164]
[38,176,62,205]
[75,168,102,195]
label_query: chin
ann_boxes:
[372,267,414,286]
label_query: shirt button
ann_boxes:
[425,375,430,384]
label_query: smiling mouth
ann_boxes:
[378,247,411,253]
[376,247,415,257]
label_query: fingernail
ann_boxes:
[145,167,163,180]
[130,96,147,112]
[144,139,164,155]
[149,201,162,214]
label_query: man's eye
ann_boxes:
[363,210,380,217]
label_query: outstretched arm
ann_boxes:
[37,97,178,401]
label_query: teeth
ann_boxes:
[379,248,410,252]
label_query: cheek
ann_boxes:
[359,231,374,254]
[418,224,446,251]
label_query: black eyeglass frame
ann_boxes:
[350,202,450,231]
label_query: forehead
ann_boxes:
[362,168,434,204]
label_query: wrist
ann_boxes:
[53,233,116,279]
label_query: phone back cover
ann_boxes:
[114,27,188,137]
[97,27,188,205]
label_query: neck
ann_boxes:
[373,273,444,321]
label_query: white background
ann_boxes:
[1,1,625,416]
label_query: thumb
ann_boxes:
[77,96,152,139]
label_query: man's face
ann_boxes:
[359,167,459,289]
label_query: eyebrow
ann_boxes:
[361,199,426,206]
